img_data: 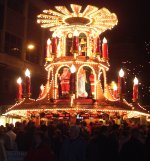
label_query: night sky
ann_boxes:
[43,0,150,105]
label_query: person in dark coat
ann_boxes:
[86,126,109,161]
[59,125,87,161]
[24,130,56,161]
[144,126,150,161]
[119,128,146,161]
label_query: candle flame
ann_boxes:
[17,77,22,84]
[25,68,30,77]
[134,77,138,85]
[103,37,107,43]
[119,69,124,77]
[113,84,117,91]
[47,38,51,45]
[70,64,76,73]
[73,30,79,36]
[40,84,44,90]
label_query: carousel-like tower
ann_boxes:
[5,4,149,123]
[37,4,118,101]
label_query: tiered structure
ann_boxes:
[5,4,149,124]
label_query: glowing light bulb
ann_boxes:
[40,84,44,91]
[17,77,22,84]
[70,64,76,73]
[27,44,35,50]
[73,30,79,36]
[47,38,51,45]
[134,77,138,85]
[113,84,117,91]
[52,32,57,37]
[25,69,30,77]
[103,37,107,43]
[119,69,124,77]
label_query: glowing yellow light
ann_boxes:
[40,84,44,90]
[47,38,51,45]
[37,4,118,35]
[52,32,57,37]
[17,77,22,84]
[103,37,107,43]
[25,69,30,77]
[113,84,117,91]
[68,33,72,38]
[133,77,138,85]
[27,44,35,50]
[73,30,79,36]
[119,69,124,77]
[70,64,76,73]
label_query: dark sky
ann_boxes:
[43,0,150,104]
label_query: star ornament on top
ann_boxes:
[37,4,118,35]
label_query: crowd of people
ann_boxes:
[0,119,150,161]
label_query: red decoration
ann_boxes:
[26,76,31,97]
[52,37,57,54]
[72,30,79,53]
[17,84,22,100]
[17,77,22,100]
[25,69,31,97]
[133,77,138,102]
[102,37,108,59]
[133,84,138,102]
[95,37,100,53]
[118,76,125,98]
[89,72,94,95]
[113,88,117,99]
[73,36,79,52]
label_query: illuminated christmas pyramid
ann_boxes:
[5,4,149,123]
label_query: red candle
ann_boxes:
[72,30,79,53]
[95,37,100,53]
[46,38,51,58]
[40,84,44,97]
[52,35,57,54]
[102,37,108,59]
[25,69,31,97]
[118,69,125,99]
[133,77,138,102]
[113,84,118,99]
[17,77,22,100]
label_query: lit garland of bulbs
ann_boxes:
[37,4,118,35]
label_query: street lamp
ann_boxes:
[27,44,35,50]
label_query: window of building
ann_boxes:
[4,32,22,57]
[0,3,4,29]
[7,0,24,14]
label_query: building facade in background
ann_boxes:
[0,0,48,104]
